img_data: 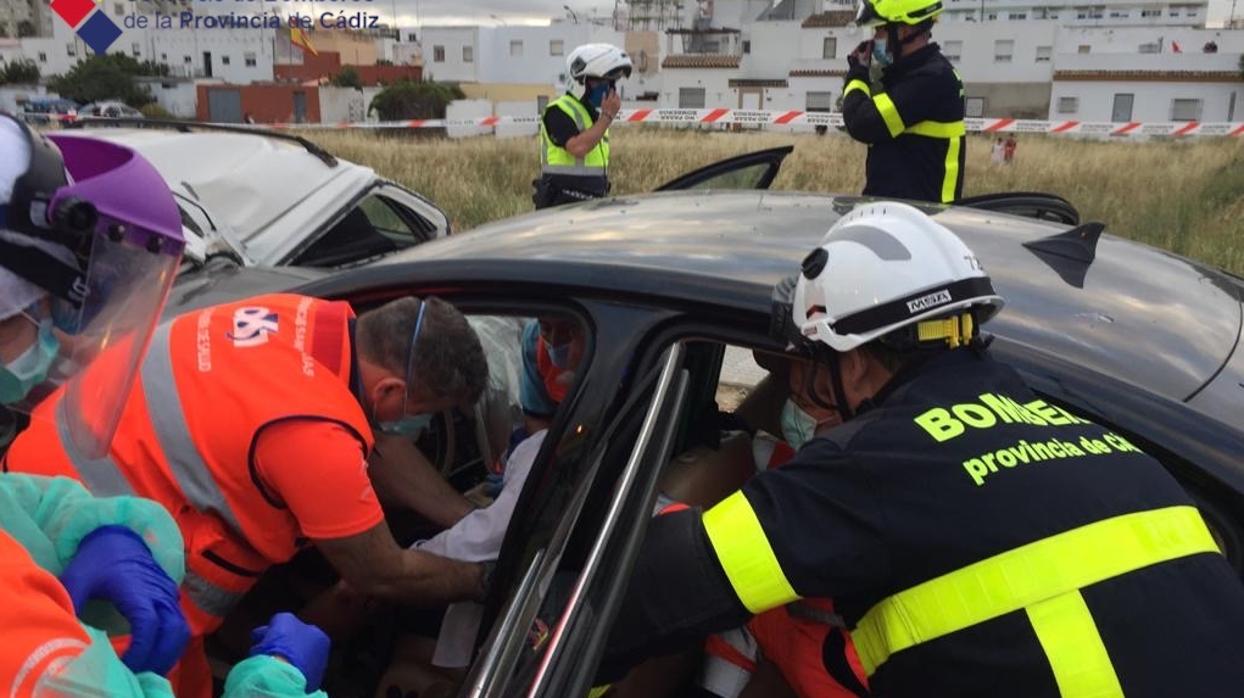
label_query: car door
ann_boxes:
[290,185,444,269]
[463,343,691,697]
[654,145,794,192]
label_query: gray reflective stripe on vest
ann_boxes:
[142,321,245,535]
[542,163,607,176]
[788,602,847,628]
[55,398,135,497]
[184,570,244,617]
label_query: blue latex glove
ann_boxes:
[249,612,331,693]
[58,525,190,675]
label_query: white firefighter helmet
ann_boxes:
[566,43,633,88]
[779,201,1004,354]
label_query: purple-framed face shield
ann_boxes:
[2,129,183,457]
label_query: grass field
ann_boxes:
[311,129,1244,275]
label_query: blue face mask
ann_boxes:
[872,37,893,67]
[0,313,60,406]
[586,82,610,108]
[780,399,819,449]
[378,412,434,439]
[547,341,574,369]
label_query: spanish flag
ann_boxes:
[290,26,318,57]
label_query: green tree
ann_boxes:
[1239,54,1244,79]
[331,66,363,88]
[368,80,464,120]
[0,59,41,85]
[47,55,154,107]
[17,20,36,38]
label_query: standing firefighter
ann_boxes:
[842,0,966,203]
[533,43,632,209]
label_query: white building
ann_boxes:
[422,24,625,86]
[1050,51,1243,120]
[10,2,276,83]
[941,0,1210,27]
[653,0,1243,125]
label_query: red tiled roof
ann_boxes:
[661,54,743,69]
[802,10,855,28]
[1054,70,1244,82]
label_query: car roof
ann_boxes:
[54,128,373,247]
[374,190,1241,405]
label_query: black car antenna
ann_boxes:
[1022,222,1105,288]
[64,117,339,168]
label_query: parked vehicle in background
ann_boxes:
[77,101,145,119]
[18,98,78,124]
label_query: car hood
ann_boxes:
[386,191,1242,407]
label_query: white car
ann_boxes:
[57,124,450,271]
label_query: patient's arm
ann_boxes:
[369,432,475,528]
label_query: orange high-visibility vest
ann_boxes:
[0,530,92,698]
[5,294,374,635]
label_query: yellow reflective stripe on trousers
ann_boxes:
[843,79,871,100]
[702,491,800,614]
[941,136,961,204]
[1028,590,1123,697]
[872,93,905,138]
[852,506,1219,683]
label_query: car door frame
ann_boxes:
[283,183,447,268]
[654,145,795,192]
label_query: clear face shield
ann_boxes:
[1,128,183,457]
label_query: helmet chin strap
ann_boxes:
[806,347,856,422]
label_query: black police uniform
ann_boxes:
[603,348,1244,696]
[842,43,966,203]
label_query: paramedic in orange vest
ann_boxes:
[0,474,336,697]
[4,293,492,696]
[1,116,336,696]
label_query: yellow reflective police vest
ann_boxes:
[540,93,609,177]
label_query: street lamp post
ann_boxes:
[564,5,580,23]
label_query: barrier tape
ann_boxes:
[31,110,1244,138]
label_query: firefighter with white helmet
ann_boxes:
[533,43,632,209]
[599,202,1244,696]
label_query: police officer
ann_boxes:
[533,43,632,209]
[601,202,1244,695]
[842,0,966,203]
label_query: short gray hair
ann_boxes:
[357,296,488,405]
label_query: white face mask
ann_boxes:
[780,399,819,449]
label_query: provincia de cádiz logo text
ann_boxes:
[55,0,385,55]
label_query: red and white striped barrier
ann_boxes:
[38,110,1244,138]
[282,110,1244,138]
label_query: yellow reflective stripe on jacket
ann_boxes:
[852,505,1220,682]
[1028,590,1123,697]
[906,120,966,138]
[843,79,871,99]
[872,93,905,138]
[702,491,800,614]
[940,135,961,204]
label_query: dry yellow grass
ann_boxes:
[312,128,1244,275]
